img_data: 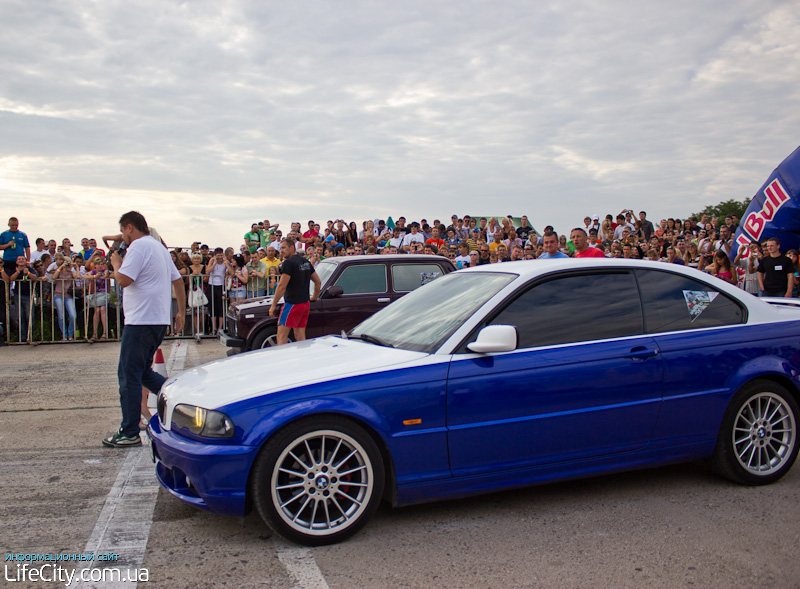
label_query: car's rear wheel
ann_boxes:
[251,417,385,546]
[711,380,799,485]
[251,326,293,350]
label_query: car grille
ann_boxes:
[225,313,238,337]
[157,391,167,425]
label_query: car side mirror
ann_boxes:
[467,325,518,354]
[325,286,344,298]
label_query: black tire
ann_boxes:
[250,326,292,350]
[251,416,385,546]
[710,380,799,485]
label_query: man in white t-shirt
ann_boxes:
[454,243,471,268]
[268,230,283,253]
[29,237,47,264]
[387,227,404,250]
[103,211,185,448]
[401,223,425,251]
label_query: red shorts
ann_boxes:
[278,301,310,328]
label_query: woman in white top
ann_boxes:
[734,243,761,295]
[207,248,229,332]
[486,217,501,240]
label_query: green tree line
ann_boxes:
[691,197,752,221]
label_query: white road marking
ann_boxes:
[276,545,331,589]
[78,341,185,588]
[83,341,329,588]
[76,444,158,588]
[165,340,188,374]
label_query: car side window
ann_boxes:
[392,264,444,292]
[488,272,643,348]
[333,264,388,295]
[635,269,744,333]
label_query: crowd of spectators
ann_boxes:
[1,209,796,343]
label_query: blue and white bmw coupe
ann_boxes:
[149,259,800,545]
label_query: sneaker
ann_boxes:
[102,430,142,448]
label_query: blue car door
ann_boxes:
[634,268,748,446]
[446,270,664,477]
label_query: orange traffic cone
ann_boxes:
[153,348,168,380]
[144,348,169,418]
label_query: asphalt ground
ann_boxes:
[1,339,799,588]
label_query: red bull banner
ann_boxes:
[734,145,800,252]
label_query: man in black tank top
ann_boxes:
[268,237,321,344]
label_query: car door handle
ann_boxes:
[625,347,659,360]
[377,298,391,303]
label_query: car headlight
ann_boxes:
[171,404,235,438]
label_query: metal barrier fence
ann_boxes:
[2,277,122,345]
[2,272,268,345]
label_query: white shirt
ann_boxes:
[402,233,425,248]
[118,236,180,325]
[208,261,227,286]
[30,249,47,264]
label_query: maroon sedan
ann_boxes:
[220,254,456,352]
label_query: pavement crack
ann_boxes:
[0,406,118,413]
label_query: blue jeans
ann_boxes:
[117,324,168,438]
[12,293,33,342]
[54,295,77,338]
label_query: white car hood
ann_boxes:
[160,336,426,428]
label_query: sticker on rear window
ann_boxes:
[420,271,441,286]
[683,290,719,322]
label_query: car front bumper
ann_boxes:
[147,418,258,517]
[219,329,245,350]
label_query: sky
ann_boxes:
[1,0,799,248]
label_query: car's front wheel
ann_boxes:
[250,326,293,350]
[711,380,799,485]
[251,417,385,546]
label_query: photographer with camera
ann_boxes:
[7,254,38,342]
[50,252,79,341]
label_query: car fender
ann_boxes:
[726,354,800,403]
[240,396,394,450]
[232,360,451,490]
[240,397,399,501]
[244,317,278,346]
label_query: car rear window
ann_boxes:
[635,269,745,332]
[392,264,445,292]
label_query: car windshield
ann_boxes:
[313,260,338,294]
[349,272,516,353]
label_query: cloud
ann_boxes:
[0,0,798,245]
